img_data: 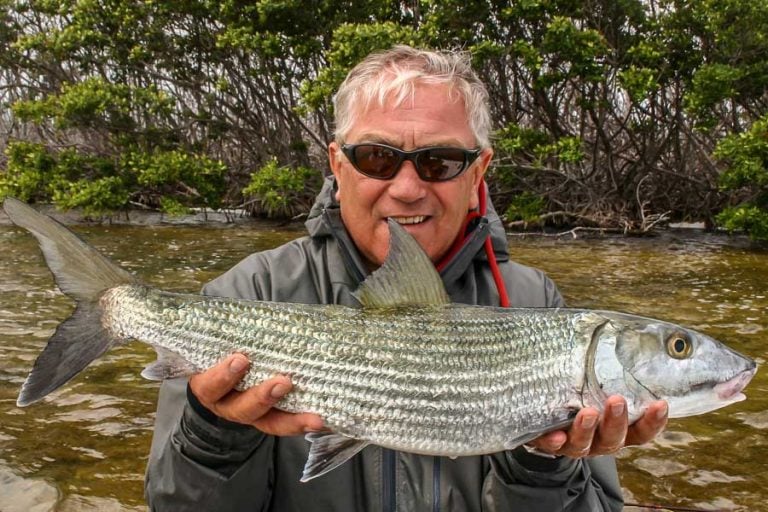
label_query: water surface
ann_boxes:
[0,223,765,511]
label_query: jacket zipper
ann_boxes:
[382,448,396,511]
[432,456,441,512]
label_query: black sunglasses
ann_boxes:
[341,143,482,182]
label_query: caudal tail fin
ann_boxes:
[2,198,137,406]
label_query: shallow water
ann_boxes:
[0,223,765,511]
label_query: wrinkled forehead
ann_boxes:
[354,69,464,115]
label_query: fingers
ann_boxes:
[218,375,324,434]
[252,409,326,437]
[568,408,602,457]
[528,397,669,460]
[189,353,250,406]
[587,396,629,456]
[526,429,568,454]
[625,400,668,446]
[188,353,324,436]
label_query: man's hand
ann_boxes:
[188,353,324,436]
[527,395,668,458]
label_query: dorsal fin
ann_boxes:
[353,219,450,308]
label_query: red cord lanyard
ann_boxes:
[436,180,510,307]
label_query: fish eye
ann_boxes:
[666,332,693,359]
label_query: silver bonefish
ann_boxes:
[2,198,757,482]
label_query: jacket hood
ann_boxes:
[305,176,510,284]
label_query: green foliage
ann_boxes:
[0,141,128,214]
[158,197,191,217]
[12,78,174,140]
[538,16,608,86]
[0,142,58,202]
[123,149,227,209]
[714,115,768,240]
[504,192,546,223]
[0,141,227,214]
[619,65,658,100]
[676,0,768,126]
[242,158,321,218]
[2,0,768,225]
[685,64,743,127]
[51,176,130,216]
[715,116,768,190]
[716,205,768,242]
[496,125,551,156]
[300,22,424,114]
[496,124,584,165]
[542,136,584,164]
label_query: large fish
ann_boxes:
[2,198,757,482]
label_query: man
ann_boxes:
[145,45,668,511]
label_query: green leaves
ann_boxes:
[504,192,546,224]
[300,21,424,114]
[496,124,584,166]
[1,0,767,229]
[717,205,768,242]
[242,158,321,218]
[0,142,227,214]
[714,115,768,240]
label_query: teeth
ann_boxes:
[391,216,427,225]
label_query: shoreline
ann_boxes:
[0,204,762,250]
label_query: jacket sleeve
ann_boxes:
[144,254,281,512]
[144,378,274,512]
[483,449,623,511]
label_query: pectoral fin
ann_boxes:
[140,346,198,380]
[301,432,369,482]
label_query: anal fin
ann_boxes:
[301,432,369,482]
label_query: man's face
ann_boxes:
[329,83,493,268]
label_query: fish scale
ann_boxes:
[2,198,756,482]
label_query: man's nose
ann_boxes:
[388,161,427,202]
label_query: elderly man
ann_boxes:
[145,45,667,511]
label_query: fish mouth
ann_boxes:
[389,215,429,225]
[714,367,757,401]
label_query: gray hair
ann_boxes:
[332,45,492,148]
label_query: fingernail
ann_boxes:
[581,414,598,429]
[304,421,325,433]
[229,355,249,374]
[270,382,291,399]
[550,442,564,452]
[655,403,668,421]
[611,402,625,417]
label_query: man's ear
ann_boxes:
[328,142,343,200]
[468,148,493,210]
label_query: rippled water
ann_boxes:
[0,223,765,511]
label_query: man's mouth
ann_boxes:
[390,216,428,225]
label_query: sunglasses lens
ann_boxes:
[345,144,476,181]
[417,148,467,181]
[351,145,400,178]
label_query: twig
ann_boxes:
[507,226,625,239]
[506,210,601,230]
[624,502,729,512]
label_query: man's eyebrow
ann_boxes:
[354,133,397,145]
[351,133,468,147]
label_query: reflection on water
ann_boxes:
[0,223,766,510]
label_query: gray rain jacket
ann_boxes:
[145,177,624,511]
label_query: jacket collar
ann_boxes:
[305,176,510,287]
